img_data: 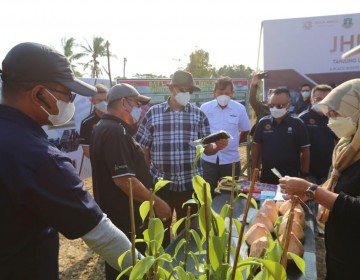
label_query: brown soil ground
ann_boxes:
[59,147,326,279]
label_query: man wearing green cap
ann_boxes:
[136,70,228,243]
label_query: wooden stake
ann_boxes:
[231,168,259,280]
[128,178,136,266]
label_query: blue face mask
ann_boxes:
[130,106,142,123]
[94,101,108,114]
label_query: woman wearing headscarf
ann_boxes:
[278,79,360,280]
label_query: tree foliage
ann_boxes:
[185,49,214,78]
[214,64,254,79]
[80,36,109,78]
[133,73,168,79]
[61,37,85,77]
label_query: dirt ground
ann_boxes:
[59,147,326,279]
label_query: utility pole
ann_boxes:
[123,57,127,78]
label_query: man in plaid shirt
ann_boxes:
[136,70,227,242]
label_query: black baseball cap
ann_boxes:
[0,42,96,96]
[107,83,151,105]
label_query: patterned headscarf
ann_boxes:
[317,79,360,222]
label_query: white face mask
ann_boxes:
[175,92,191,106]
[131,106,142,123]
[270,107,287,119]
[216,95,231,107]
[301,91,311,99]
[40,89,75,126]
[311,102,323,113]
[94,101,108,114]
[327,117,357,138]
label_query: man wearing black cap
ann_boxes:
[80,83,109,159]
[136,70,227,243]
[0,42,140,279]
[90,83,172,280]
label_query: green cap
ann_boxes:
[168,70,200,92]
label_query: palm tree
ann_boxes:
[61,37,84,77]
[80,37,109,78]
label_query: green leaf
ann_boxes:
[198,204,212,238]
[214,215,225,237]
[142,229,149,243]
[257,259,287,280]
[189,229,203,252]
[236,193,258,210]
[156,253,173,263]
[189,251,201,272]
[173,238,186,259]
[209,236,223,270]
[129,256,155,280]
[157,266,171,279]
[118,250,131,269]
[182,198,198,209]
[154,179,172,193]
[288,252,306,275]
[148,218,164,252]
[172,217,186,236]
[226,266,245,280]
[265,240,282,262]
[233,218,242,235]
[219,204,230,220]
[193,145,205,174]
[116,266,133,280]
[192,175,212,206]
[174,266,188,280]
[139,201,150,222]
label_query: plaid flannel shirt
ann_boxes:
[135,101,210,191]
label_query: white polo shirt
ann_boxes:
[200,99,251,164]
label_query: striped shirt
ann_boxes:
[136,101,211,191]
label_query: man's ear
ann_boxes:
[29,85,45,106]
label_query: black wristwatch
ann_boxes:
[304,184,318,200]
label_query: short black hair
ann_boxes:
[270,87,290,98]
[300,83,312,90]
[214,76,234,91]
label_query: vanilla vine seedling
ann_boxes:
[117,145,305,279]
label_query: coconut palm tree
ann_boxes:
[80,36,110,78]
[61,37,84,77]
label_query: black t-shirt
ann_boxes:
[90,114,153,228]
[79,112,100,146]
[325,159,360,279]
[0,105,103,279]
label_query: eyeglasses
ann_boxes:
[268,103,288,109]
[45,87,76,103]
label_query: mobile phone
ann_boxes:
[258,72,269,79]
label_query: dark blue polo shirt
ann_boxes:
[0,105,103,279]
[299,109,336,180]
[253,114,310,184]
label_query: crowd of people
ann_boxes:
[1,41,360,280]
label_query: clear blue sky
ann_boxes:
[1,0,358,78]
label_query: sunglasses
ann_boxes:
[45,87,76,103]
[268,103,288,109]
